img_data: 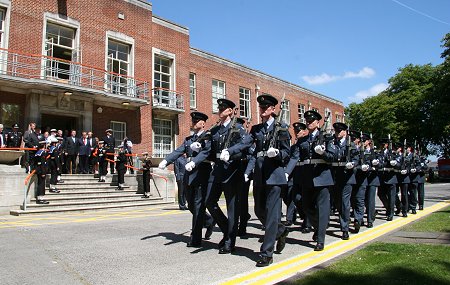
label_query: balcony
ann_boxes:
[0,48,149,106]
[152,87,185,113]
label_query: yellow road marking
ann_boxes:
[221,201,449,285]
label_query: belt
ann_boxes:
[296,161,303,166]
[331,162,347,167]
[302,159,327,165]
[187,157,212,164]
[381,168,400,172]
[256,151,267,158]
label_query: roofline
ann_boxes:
[152,15,189,35]
[190,47,343,106]
[123,0,152,11]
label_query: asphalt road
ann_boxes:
[0,183,448,285]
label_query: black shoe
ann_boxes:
[219,245,234,254]
[419,206,424,210]
[256,256,273,267]
[237,229,247,238]
[312,231,318,242]
[411,209,417,214]
[116,186,124,191]
[354,221,361,233]
[141,195,150,199]
[402,212,408,218]
[179,206,188,210]
[282,221,293,227]
[258,236,264,243]
[387,216,393,221]
[395,208,401,215]
[342,231,349,240]
[301,227,312,234]
[367,222,373,228]
[218,237,226,249]
[314,243,324,251]
[36,200,49,204]
[275,228,289,254]
[204,224,213,240]
[58,180,64,183]
[49,189,60,193]
[186,241,201,248]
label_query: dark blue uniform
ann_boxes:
[174,155,187,210]
[365,148,381,227]
[352,144,369,230]
[378,148,401,220]
[397,151,411,216]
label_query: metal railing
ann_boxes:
[152,87,184,110]
[0,47,149,100]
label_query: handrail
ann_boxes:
[23,169,36,211]
[0,147,37,151]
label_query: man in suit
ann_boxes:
[103,129,116,174]
[64,130,79,174]
[159,111,215,247]
[87,131,97,174]
[78,131,91,174]
[245,95,290,267]
[23,122,40,172]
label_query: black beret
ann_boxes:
[257,94,278,107]
[333,122,348,132]
[292,122,307,132]
[217,98,236,109]
[190,111,208,122]
[304,110,322,121]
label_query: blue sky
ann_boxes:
[150,0,450,107]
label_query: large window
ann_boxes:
[189,73,196,109]
[239,87,251,118]
[324,108,332,131]
[281,99,290,125]
[0,8,5,48]
[107,40,130,95]
[153,118,172,158]
[297,103,305,123]
[1,103,20,128]
[45,22,76,80]
[336,113,342,123]
[110,121,126,146]
[154,55,174,106]
[212,79,226,113]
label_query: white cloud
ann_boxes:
[349,83,389,103]
[302,67,375,85]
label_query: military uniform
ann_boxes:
[48,137,61,193]
[364,141,381,228]
[140,153,153,198]
[34,141,49,204]
[6,124,22,148]
[396,144,411,217]
[417,156,428,210]
[97,141,108,182]
[174,155,188,210]
[407,147,419,214]
[103,129,116,174]
[115,145,127,190]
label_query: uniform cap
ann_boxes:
[105,129,113,133]
[98,140,104,144]
[333,122,348,132]
[292,122,307,132]
[142,151,149,155]
[361,133,371,141]
[190,112,208,122]
[304,110,322,121]
[257,95,278,107]
[12,123,19,129]
[217,98,236,110]
[50,129,57,132]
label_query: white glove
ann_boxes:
[372,159,379,166]
[220,149,230,162]
[345,162,354,169]
[244,174,249,182]
[158,159,167,169]
[411,168,417,173]
[185,161,195,172]
[362,164,370,172]
[285,173,289,182]
[401,169,407,175]
[390,160,397,166]
[190,142,202,152]
[420,163,424,167]
[267,147,280,158]
[314,145,325,155]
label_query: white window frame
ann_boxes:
[0,3,10,73]
[189,72,196,109]
[110,121,126,146]
[152,118,173,158]
[324,108,332,131]
[212,79,226,113]
[152,48,176,107]
[106,39,131,95]
[239,87,251,119]
[298,103,305,123]
[336,113,342,123]
[281,99,290,125]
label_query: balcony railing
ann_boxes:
[152,87,184,112]
[0,47,149,100]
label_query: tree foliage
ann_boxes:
[346,33,450,156]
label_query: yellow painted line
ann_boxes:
[221,201,449,285]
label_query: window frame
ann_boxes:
[152,118,173,158]
[297,103,306,123]
[110,121,126,147]
[239,86,251,119]
[189,72,196,109]
[212,79,226,113]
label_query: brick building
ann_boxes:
[0,0,344,157]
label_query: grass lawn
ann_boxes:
[403,205,450,232]
[297,242,450,285]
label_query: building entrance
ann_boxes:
[41,113,78,136]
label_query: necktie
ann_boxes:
[193,134,198,141]
[83,138,86,145]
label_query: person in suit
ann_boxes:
[48,137,61,193]
[140,152,153,198]
[158,111,215,247]
[97,141,108,182]
[245,95,290,267]
[205,99,251,255]
[64,130,79,174]
[103,129,116,174]
[115,144,127,190]
[295,110,336,252]
[7,123,23,148]
[174,155,188,210]
[23,122,40,172]
[78,131,91,174]
[87,132,97,174]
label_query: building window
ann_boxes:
[281,99,290,125]
[189,73,196,109]
[212,79,226,113]
[110,121,126,146]
[107,39,130,95]
[153,118,172,158]
[1,103,20,128]
[154,55,175,107]
[44,22,76,80]
[298,103,305,123]
[336,113,342,123]
[239,87,251,118]
[0,8,5,48]
[324,108,332,131]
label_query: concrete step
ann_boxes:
[47,184,137,190]
[23,196,164,209]
[45,189,140,196]
[10,200,174,216]
[31,193,149,202]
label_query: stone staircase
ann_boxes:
[10,174,174,216]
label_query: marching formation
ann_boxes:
[158,94,429,267]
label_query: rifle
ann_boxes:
[223,108,240,149]
[402,138,407,171]
[195,120,221,143]
[370,133,375,161]
[317,112,332,146]
[268,93,288,149]
[345,125,351,163]
[359,131,365,166]
[388,133,393,161]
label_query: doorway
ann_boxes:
[41,113,78,136]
